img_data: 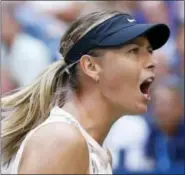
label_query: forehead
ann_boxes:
[89,36,152,57]
[125,36,151,47]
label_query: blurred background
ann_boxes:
[1,1,184,174]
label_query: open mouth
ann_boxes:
[139,77,154,96]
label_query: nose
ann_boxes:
[145,57,156,72]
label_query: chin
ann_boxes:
[136,103,148,114]
[127,103,148,115]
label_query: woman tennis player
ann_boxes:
[2,11,170,174]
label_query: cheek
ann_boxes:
[99,57,140,99]
[98,55,148,115]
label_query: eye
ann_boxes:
[148,47,153,55]
[128,47,140,54]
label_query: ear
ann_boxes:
[80,55,101,81]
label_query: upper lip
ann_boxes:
[139,75,155,86]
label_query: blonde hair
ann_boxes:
[1,11,121,164]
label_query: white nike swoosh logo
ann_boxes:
[127,18,136,23]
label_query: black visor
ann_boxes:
[64,13,170,64]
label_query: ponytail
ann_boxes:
[1,59,68,164]
[1,10,122,165]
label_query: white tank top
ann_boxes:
[2,106,112,174]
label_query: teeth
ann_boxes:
[140,77,155,86]
[144,77,155,83]
[145,78,153,83]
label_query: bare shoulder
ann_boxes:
[19,122,89,174]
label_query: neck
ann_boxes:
[62,89,121,146]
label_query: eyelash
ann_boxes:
[129,47,140,54]
[148,48,153,54]
[129,47,153,55]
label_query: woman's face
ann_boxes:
[98,36,156,115]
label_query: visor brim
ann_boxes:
[98,23,170,50]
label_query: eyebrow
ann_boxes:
[125,40,153,49]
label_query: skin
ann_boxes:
[19,36,156,174]
[19,123,89,174]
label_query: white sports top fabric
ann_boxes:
[2,106,112,174]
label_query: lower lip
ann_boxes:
[143,93,151,100]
